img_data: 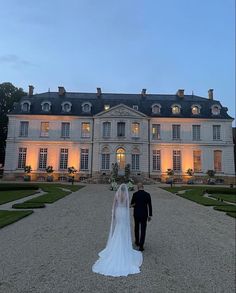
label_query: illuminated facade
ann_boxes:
[4,87,235,182]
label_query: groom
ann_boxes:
[130,182,152,251]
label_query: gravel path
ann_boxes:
[0,184,235,293]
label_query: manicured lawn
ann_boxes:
[209,194,236,204]
[162,186,236,218]
[14,184,84,205]
[0,210,33,229]
[0,190,39,205]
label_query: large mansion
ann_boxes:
[3,86,235,183]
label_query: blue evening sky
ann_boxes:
[0,0,235,122]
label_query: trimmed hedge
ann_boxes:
[206,188,236,195]
[213,205,236,213]
[226,212,236,218]
[0,184,39,191]
[12,202,45,209]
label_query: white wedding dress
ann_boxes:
[92,184,143,277]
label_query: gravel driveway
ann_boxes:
[0,184,235,293]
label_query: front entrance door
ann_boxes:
[116,148,126,172]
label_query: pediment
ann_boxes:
[96,104,147,118]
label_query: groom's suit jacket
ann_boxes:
[131,190,152,220]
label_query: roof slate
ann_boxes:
[10,92,233,120]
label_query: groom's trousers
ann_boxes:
[134,217,147,248]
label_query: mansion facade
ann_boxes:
[4,86,235,183]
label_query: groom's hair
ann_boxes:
[137,182,144,190]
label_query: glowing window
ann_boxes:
[192,106,200,115]
[104,105,110,111]
[172,105,180,114]
[81,122,90,138]
[40,122,49,137]
[116,148,126,169]
[131,122,140,137]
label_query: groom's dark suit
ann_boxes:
[131,189,152,250]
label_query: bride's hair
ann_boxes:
[118,184,128,203]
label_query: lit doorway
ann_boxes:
[116,148,126,170]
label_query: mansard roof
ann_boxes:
[10,91,233,120]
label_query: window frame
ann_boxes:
[61,122,70,138]
[19,121,29,137]
[152,150,161,171]
[81,122,91,138]
[172,124,181,140]
[18,147,27,169]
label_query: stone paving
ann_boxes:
[0,184,235,293]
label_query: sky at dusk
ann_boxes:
[0,0,235,122]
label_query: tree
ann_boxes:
[0,82,26,165]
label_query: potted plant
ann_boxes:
[166,168,174,186]
[206,169,216,184]
[68,166,77,184]
[186,168,194,184]
[24,165,32,181]
[46,165,54,182]
[124,163,131,182]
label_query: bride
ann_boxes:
[92,184,143,277]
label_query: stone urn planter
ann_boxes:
[46,166,54,182]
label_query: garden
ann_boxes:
[0,183,84,229]
[161,185,236,218]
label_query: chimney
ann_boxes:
[28,85,34,96]
[96,87,102,97]
[176,89,184,98]
[208,89,214,100]
[141,88,147,97]
[58,86,66,96]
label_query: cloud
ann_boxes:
[0,54,34,67]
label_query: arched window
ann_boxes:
[41,101,51,112]
[62,102,72,112]
[82,102,92,113]
[116,148,126,169]
[21,101,31,112]
[152,104,161,114]
[191,104,201,115]
[211,104,221,115]
[171,104,181,114]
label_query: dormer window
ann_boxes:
[133,105,139,110]
[41,101,51,112]
[191,104,201,115]
[82,102,91,113]
[21,101,31,112]
[211,104,221,115]
[152,104,161,114]
[104,105,110,111]
[171,104,181,114]
[62,102,72,112]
